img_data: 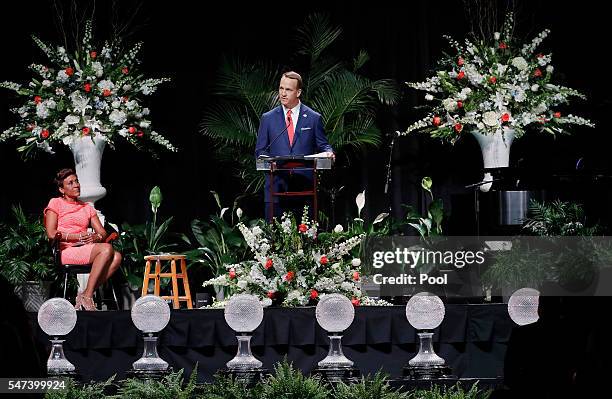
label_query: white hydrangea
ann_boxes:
[482,111,500,127]
[64,115,80,125]
[442,98,457,112]
[97,80,115,91]
[91,61,104,77]
[425,94,434,101]
[511,56,529,71]
[109,110,127,126]
[56,70,69,82]
[35,103,49,119]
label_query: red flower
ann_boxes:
[90,51,97,59]
[351,298,360,306]
[457,57,464,66]
[456,71,465,80]
[84,83,91,92]
[41,129,49,139]
[82,127,90,135]
[353,271,360,281]
[499,42,507,49]
[33,96,42,104]
[26,124,35,131]
[489,76,497,84]
[298,224,308,233]
[122,67,129,75]
[536,53,544,58]
[128,126,136,134]
[267,291,275,299]
[554,112,562,118]
[122,96,129,102]
[285,271,295,281]
[320,256,328,265]
[534,68,543,77]
[137,131,144,137]
[229,268,236,279]
[457,101,463,109]
[432,116,441,126]
[265,258,273,270]
[454,123,463,133]
[103,89,112,97]
[310,289,318,300]
[501,113,510,122]
[65,67,74,76]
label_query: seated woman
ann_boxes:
[44,168,122,311]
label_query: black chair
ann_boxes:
[51,232,120,309]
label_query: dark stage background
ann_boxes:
[1,0,611,233]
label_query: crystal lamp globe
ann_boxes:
[131,295,171,333]
[224,294,264,370]
[405,292,445,330]
[37,298,78,374]
[508,288,540,326]
[130,295,171,372]
[224,294,264,333]
[315,293,355,333]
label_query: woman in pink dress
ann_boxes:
[44,168,122,311]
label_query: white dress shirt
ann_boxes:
[281,101,301,131]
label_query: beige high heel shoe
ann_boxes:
[80,295,98,311]
[74,291,84,310]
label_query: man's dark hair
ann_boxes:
[282,71,303,90]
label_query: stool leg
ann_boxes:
[142,260,151,297]
[111,282,119,310]
[170,259,180,309]
[154,260,162,297]
[181,259,193,309]
[63,273,68,298]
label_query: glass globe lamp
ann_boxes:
[38,298,78,375]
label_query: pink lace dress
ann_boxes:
[44,197,97,265]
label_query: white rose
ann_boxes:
[494,32,500,40]
[482,111,500,127]
[546,65,554,73]
[236,208,243,219]
[351,258,361,267]
[64,115,80,125]
[511,57,528,71]
[534,103,547,114]
[42,80,52,87]
[139,121,151,128]
[333,224,344,233]
[424,94,434,101]
[442,98,457,112]
[531,84,539,92]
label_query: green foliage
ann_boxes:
[522,199,599,236]
[203,373,262,399]
[0,205,55,285]
[407,382,490,399]
[116,366,201,399]
[404,177,444,238]
[260,360,329,399]
[44,376,115,399]
[333,371,408,399]
[200,12,399,194]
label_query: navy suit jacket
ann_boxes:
[255,103,333,203]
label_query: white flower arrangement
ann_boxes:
[398,13,594,144]
[203,206,368,307]
[0,21,176,157]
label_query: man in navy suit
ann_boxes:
[255,71,334,221]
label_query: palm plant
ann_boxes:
[200,13,399,194]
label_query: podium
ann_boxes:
[256,155,332,223]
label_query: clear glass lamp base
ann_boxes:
[317,334,354,368]
[133,335,169,371]
[227,334,263,369]
[408,332,445,366]
[48,339,75,373]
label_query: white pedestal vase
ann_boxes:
[68,134,107,291]
[471,128,515,192]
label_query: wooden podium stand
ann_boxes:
[256,155,332,223]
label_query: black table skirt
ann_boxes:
[30,304,512,382]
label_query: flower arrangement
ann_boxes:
[399,13,594,143]
[203,207,367,307]
[0,21,176,157]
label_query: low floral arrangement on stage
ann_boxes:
[399,12,594,143]
[0,21,175,157]
[203,207,384,307]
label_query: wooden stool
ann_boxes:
[142,254,193,309]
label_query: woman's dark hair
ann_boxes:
[54,168,76,188]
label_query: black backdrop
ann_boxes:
[1,0,611,232]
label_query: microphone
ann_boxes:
[259,122,290,158]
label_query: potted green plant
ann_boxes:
[0,205,56,311]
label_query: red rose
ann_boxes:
[103,89,112,97]
[457,57,464,66]
[122,67,129,75]
[41,129,49,139]
[499,42,507,49]
[229,268,236,279]
[26,124,35,131]
[353,271,360,281]
[554,112,561,118]
[489,76,497,84]
[501,113,510,122]
[34,96,42,104]
[122,96,129,102]
[536,53,544,58]
[128,126,136,134]
[265,258,273,270]
[82,127,90,135]
[310,289,318,299]
[267,291,275,299]
[351,298,360,306]
[137,131,144,137]
[456,71,465,80]
[432,116,441,126]
[457,101,463,109]
[65,67,74,76]
[84,83,91,92]
[320,256,328,265]
[534,68,542,77]
[90,51,97,59]
[298,224,308,232]
[285,271,295,281]
[454,123,463,133]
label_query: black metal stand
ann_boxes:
[403,365,456,380]
[218,367,270,385]
[125,367,173,381]
[311,366,361,383]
